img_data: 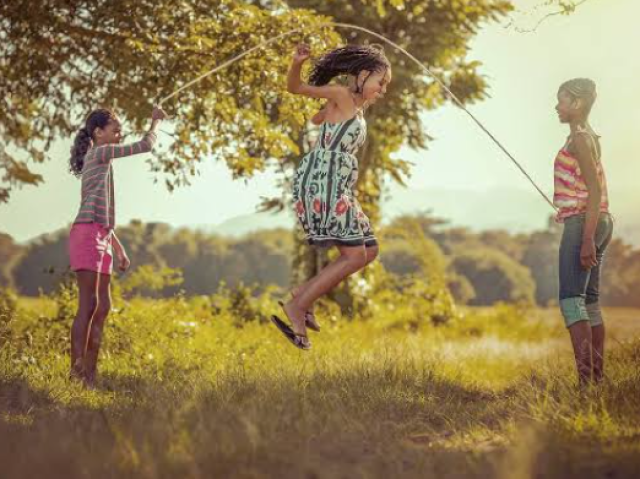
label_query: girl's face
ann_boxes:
[555,89,579,124]
[359,67,392,104]
[94,118,123,145]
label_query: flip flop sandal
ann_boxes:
[270,314,311,350]
[278,300,320,333]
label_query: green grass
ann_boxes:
[1,292,639,479]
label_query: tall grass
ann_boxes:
[1,290,639,479]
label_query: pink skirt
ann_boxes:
[69,223,113,275]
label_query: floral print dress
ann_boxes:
[292,113,376,248]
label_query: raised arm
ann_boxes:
[287,44,351,104]
[96,106,167,163]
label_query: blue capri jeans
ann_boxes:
[559,213,614,328]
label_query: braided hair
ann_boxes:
[559,78,597,115]
[69,108,116,176]
[308,44,390,92]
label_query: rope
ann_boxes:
[157,22,557,211]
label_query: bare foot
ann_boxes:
[291,287,320,332]
[283,301,310,348]
[69,358,85,382]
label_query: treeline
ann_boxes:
[1,214,638,307]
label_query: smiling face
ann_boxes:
[358,67,392,104]
[93,117,123,145]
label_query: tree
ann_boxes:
[600,239,640,308]
[0,233,24,288]
[2,1,515,312]
[451,247,536,305]
[12,229,70,296]
[0,0,340,202]
[282,0,512,302]
[507,0,592,32]
[380,216,448,286]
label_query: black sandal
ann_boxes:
[270,314,311,350]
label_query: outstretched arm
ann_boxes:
[96,106,167,163]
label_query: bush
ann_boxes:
[0,287,18,346]
[119,265,184,298]
[452,247,536,305]
[369,270,458,329]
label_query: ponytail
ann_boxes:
[69,108,115,176]
[69,127,93,175]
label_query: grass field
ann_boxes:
[1,292,639,479]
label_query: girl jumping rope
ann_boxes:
[68,106,167,386]
[554,78,613,385]
[271,43,392,350]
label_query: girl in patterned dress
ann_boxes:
[271,43,392,350]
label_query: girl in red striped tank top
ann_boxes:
[554,78,613,386]
[68,106,167,386]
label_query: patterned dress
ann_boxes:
[292,113,376,248]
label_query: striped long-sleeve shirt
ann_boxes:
[74,132,157,229]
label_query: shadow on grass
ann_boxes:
[0,346,639,479]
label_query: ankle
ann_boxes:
[288,298,308,315]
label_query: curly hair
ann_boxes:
[308,44,390,92]
[69,108,116,176]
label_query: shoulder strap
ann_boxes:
[573,126,602,161]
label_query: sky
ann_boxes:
[1,0,639,243]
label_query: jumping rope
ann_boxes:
[158,22,557,211]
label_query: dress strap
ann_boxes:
[575,126,601,161]
[567,126,601,161]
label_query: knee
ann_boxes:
[366,246,379,265]
[80,294,99,317]
[559,296,589,329]
[586,292,599,305]
[345,251,368,273]
[586,302,604,327]
[95,296,112,319]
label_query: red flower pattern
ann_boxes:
[335,196,350,216]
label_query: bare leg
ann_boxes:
[284,245,369,336]
[291,245,379,316]
[591,324,605,383]
[70,271,98,381]
[84,274,112,386]
[568,320,594,386]
[365,245,379,266]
